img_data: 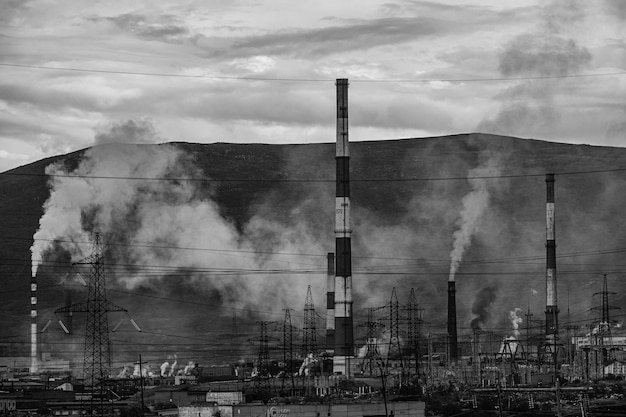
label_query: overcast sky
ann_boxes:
[1,0,625,172]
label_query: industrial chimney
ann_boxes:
[545,173,559,341]
[30,272,38,374]
[447,280,458,361]
[333,78,354,376]
[326,252,335,352]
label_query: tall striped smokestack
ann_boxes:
[30,272,37,374]
[326,252,335,352]
[333,78,354,376]
[545,173,558,339]
[447,280,458,361]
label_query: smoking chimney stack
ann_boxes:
[326,253,335,352]
[333,78,354,376]
[447,280,458,361]
[545,173,559,340]
[30,272,38,374]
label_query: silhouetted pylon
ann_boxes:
[55,233,127,417]
[387,287,403,368]
[302,285,318,356]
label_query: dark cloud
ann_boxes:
[196,7,509,60]
[499,34,591,77]
[604,0,626,20]
[230,17,443,58]
[0,0,32,25]
[93,119,161,146]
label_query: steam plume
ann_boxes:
[508,307,523,338]
[448,151,503,281]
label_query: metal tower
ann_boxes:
[55,233,127,417]
[282,309,295,391]
[386,288,403,368]
[302,285,318,356]
[254,321,273,394]
[592,274,619,365]
[359,307,383,375]
[406,288,423,377]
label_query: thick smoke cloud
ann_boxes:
[30,143,324,321]
[470,286,498,331]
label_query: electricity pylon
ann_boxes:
[55,233,127,417]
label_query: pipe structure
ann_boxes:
[333,78,354,376]
[545,173,558,340]
[30,272,37,374]
[326,252,335,352]
[448,281,458,361]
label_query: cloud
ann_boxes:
[478,0,592,138]
[0,0,33,25]
[230,56,277,73]
[101,13,188,41]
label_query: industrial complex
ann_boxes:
[1,80,626,417]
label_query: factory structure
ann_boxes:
[2,79,626,417]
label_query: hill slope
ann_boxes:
[1,133,626,366]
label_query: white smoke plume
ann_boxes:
[508,307,523,338]
[29,142,324,317]
[448,151,504,281]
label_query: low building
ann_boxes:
[180,401,426,417]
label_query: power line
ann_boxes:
[1,62,625,83]
[4,166,626,182]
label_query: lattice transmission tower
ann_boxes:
[55,233,127,417]
[592,274,619,364]
[281,309,296,391]
[406,288,423,377]
[302,285,318,356]
[359,307,383,375]
[386,287,403,368]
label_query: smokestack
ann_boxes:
[333,78,354,376]
[326,252,335,352]
[30,272,37,374]
[447,281,458,361]
[545,173,558,340]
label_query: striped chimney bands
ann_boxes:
[30,272,37,373]
[545,173,559,340]
[326,252,335,352]
[333,79,354,375]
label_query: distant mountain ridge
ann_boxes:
[1,133,625,363]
